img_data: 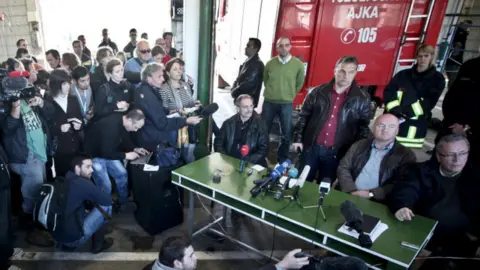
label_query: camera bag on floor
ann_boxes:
[128,160,184,235]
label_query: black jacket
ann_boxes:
[90,67,108,93]
[84,113,136,160]
[388,160,480,236]
[442,57,480,134]
[337,139,416,201]
[231,54,264,106]
[214,112,268,164]
[384,65,445,120]
[98,39,118,54]
[0,144,9,191]
[93,79,134,122]
[134,82,187,150]
[52,171,111,243]
[293,80,371,158]
[1,99,55,163]
[46,95,84,156]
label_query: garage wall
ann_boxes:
[0,0,44,62]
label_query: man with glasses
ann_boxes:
[263,37,305,163]
[292,56,371,183]
[389,134,480,269]
[123,28,138,60]
[337,114,415,202]
[124,40,153,73]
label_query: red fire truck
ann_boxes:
[215,0,448,108]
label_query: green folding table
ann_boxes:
[172,153,437,270]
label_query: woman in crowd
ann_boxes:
[160,58,201,163]
[151,45,166,64]
[61,53,81,73]
[4,58,24,72]
[93,58,133,122]
[90,46,114,92]
[47,69,83,177]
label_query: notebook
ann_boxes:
[338,215,388,243]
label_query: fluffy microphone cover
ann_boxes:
[1,76,28,91]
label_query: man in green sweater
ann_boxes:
[263,37,305,162]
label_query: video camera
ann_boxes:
[0,69,37,103]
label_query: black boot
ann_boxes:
[91,224,114,254]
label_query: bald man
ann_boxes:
[124,40,153,73]
[337,114,416,202]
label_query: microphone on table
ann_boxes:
[340,200,373,248]
[238,145,250,173]
[274,167,299,200]
[250,159,291,198]
[318,177,332,206]
[290,165,311,200]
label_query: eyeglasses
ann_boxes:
[437,151,469,160]
[277,44,291,48]
[140,49,151,54]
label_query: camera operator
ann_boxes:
[1,74,55,247]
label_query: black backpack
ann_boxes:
[33,177,69,232]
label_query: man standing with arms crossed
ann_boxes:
[262,37,305,162]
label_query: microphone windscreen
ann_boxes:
[1,76,28,91]
[340,200,363,225]
[287,167,299,178]
[200,103,219,117]
[240,145,249,156]
[319,256,367,270]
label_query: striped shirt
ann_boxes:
[159,81,195,111]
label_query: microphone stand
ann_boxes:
[301,192,327,221]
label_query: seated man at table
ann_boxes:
[214,94,269,167]
[337,114,416,202]
[388,134,480,270]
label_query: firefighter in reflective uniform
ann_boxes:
[384,44,445,148]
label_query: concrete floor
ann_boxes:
[11,88,446,269]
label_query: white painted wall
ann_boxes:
[183,0,200,98]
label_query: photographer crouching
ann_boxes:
[1,71,55,247]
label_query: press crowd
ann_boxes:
[0,27,478,270]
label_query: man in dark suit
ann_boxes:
[230,38,264,107]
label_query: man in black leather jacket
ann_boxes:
[231,38,264,107]
[292,56,371,183]
[214,94,268,166]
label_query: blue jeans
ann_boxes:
[62,205,112,247]
[92,158,129,204]
[9,152,46,214]
[303,144,338,183]
[262,100,293,162]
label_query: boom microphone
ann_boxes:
[340,200,372,248]
[200,103,219,118]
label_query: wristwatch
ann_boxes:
[368,192,374,198]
